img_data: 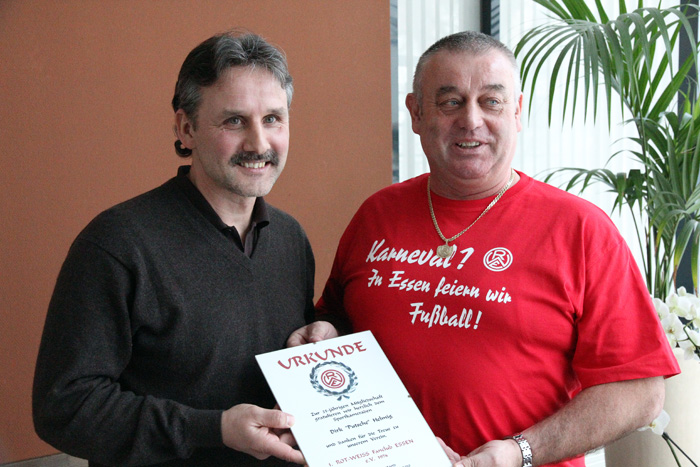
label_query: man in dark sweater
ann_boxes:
[32,31,312,466]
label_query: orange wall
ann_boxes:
[0,1,392,462]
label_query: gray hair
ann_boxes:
[412,31,520,105]
[172,31,293,156]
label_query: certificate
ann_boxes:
[256,331,451,467]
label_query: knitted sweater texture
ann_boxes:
[33,172,314,466]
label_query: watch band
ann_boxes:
[509,433,533,467]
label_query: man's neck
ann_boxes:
[186,170,256,238]
[430,168,519,200]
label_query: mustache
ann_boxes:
[229,150,279,166]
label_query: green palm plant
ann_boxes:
[514,0,700,301]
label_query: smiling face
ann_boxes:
[406,50,522,199]
[176,65,289,207]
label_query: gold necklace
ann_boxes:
[428,169,515,259]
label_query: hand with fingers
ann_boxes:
[221,404,306,464]
[452,439,523,467]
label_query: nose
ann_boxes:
[243,121,270,154]
[455,101,484,131]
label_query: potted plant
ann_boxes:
[514,1,700,465]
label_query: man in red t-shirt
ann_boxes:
[290,31,679,467]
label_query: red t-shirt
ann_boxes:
[317,172,679,466]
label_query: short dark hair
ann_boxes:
[412,31,519,105]
[172,30,293,156]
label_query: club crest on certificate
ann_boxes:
[310,361,358,401]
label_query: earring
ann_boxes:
[174,140,192,157]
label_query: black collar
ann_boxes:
[174,165,270,249]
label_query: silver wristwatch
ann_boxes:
[510,433,533,467]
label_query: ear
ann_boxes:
[174,109,196,150]
[405,93,422,134]
[514,93,523,132]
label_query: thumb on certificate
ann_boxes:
[437,437,461,463]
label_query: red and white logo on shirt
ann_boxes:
[483,248,513,272]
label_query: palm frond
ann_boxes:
[519,0,700,297]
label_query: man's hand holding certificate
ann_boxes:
[256,331,452,467]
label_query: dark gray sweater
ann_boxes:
[33,169,314,466]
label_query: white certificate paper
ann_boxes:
[256,331,451,467]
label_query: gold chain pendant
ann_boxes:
[436,243,455,259]
[428,170,515,260]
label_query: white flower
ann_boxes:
[679,339,700,362]
[653,297,670,319]
[678,287,700,307]
[655,290,700,356]
[639,409,670,435]
[678,329,700,362]
[667,292,694,320]
[661,313,685,347]
[690,311,700,329]
[683,294,700,326]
